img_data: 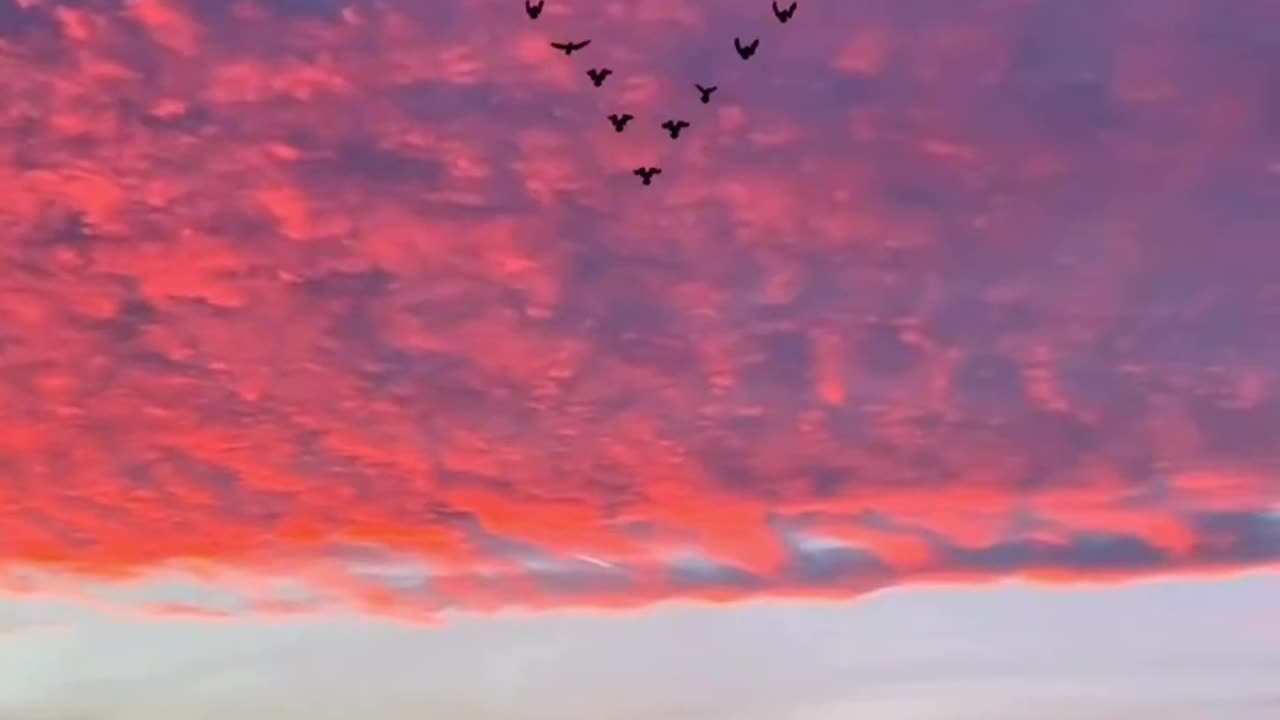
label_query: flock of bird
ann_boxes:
[525,0,799,185]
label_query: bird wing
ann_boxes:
[678,121,690,128]
[550,42,569,50]
[571,40,591,50]
[788,2,797,12]
[622,114,633,121]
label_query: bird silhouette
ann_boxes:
[587,68,613,87]
[772,1,797,23]
[608,113,634,132]
[734,37,759,60]
[661,119,690,139]
[695,84,717,103]
[525,0,543,19]
[634,167,661,185]
[550,39,591,56]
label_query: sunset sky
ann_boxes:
[0,0,1278,717]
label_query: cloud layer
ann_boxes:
[0,0,1277,620]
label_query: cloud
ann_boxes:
[0,621,72,640]
[0,0,1277,621]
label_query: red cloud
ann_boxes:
[0,0,1277,622]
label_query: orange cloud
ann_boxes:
[0,0,1276,621]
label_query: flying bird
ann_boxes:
[661,119,690,139]
[607,113,634,132]
[550,39,591,56]
[695,84,717,104]
[734,37,759,60]
[586,67,613,86]
[525,0,543,19]
[772,1,797,23]
[633,167,661,185]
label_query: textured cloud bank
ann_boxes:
[0,0,1277,620]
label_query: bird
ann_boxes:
[550,39,591,56]
[734,37,759,60]
[695,83,717,104]
[607,113,634,132]
[634,167,661,185]
[525,0,543,19]
[660,119,690,139]
[586,68,613,87]
[772,1,797,23]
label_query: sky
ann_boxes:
[0,0,1277,717]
